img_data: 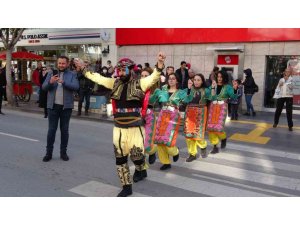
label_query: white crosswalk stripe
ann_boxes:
[69,181,149,197]
[69,143,300,197]
[147,169,272,197]
[226,143,300,160]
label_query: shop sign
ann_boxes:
[217,55,239,65]
[21,34,48,39]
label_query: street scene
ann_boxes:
[1,106,299,197]
[1,28,300,198]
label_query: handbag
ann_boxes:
[253,83,259,93]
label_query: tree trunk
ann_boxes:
[5,48,15,106]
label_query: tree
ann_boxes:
[0,28,26,106]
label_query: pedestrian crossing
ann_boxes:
[69,143,300,197]
[69,181,149,197]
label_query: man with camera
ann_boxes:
[42,56,79,162]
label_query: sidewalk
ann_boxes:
[3,99,300,125]
[2,100,114,124]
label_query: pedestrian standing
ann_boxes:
[242,68,257,116]
[0,67,7,115]
[273,68,294,131]
[42,56,79,162]
[39,67,49,118]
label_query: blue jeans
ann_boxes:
[46,104,72,154]
[245,94,255,113]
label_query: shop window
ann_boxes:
[265,56,300,108]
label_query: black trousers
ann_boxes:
[0,86,4,112]
[274,97,293,128]
[230,104,239,119]
[78,89,91,112]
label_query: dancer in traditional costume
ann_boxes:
[183,74,210,162]
[75,53,166,197]
[150,73,187,170]
[140,69,159,164]
[207,70,237,154]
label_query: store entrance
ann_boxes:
[264,55,300,110]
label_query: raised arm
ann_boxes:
[84,70,115,90]
[74,58,115,90]
[140,52,166,92]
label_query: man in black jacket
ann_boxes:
[77,64,95,116]
[175,61,189,89]
[242,68,256,116]
[0,67,7,115]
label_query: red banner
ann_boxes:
[116,28,300,45]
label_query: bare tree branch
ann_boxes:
[11,28,25,47]
[5,29,9,48]
[0,29,8,49]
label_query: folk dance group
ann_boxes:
[75,52,237,197]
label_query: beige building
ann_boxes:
[115,28,300,113]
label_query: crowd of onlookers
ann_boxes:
[0,57,295,131]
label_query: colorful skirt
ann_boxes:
[207,101,227,133]
[144,108,156,153]
[184,104,208,140]
[154,106,181,147]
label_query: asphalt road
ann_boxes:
[1,109,300,197]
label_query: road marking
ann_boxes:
[191,173,296,197]
[172,158,300,191]
[0,132,39,142]
[69,181,149,197]
[206,150,300,173]
[230,119,300,130]
[229,122,272,144]
[226,143,300,161]
[228,120,300,144]
[147,169,272,197]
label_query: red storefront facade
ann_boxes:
[116,28,300,45]
[116,28,300,111]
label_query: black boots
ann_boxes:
[160,164,171,170]
[43,152,69,161]
[117,184,132,197]
[43,154,52,162]
[210,145,219,154]
[221,138,227,149]
[133,169,147,183]
[186,154,196,162]
[173,154,179,162]
[200,148,208,158]
[60,152,69,161]
[148,153,156,164]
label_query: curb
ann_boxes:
[4,106,115,124]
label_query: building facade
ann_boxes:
[1,28,117,71]
[115,28,300,112]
